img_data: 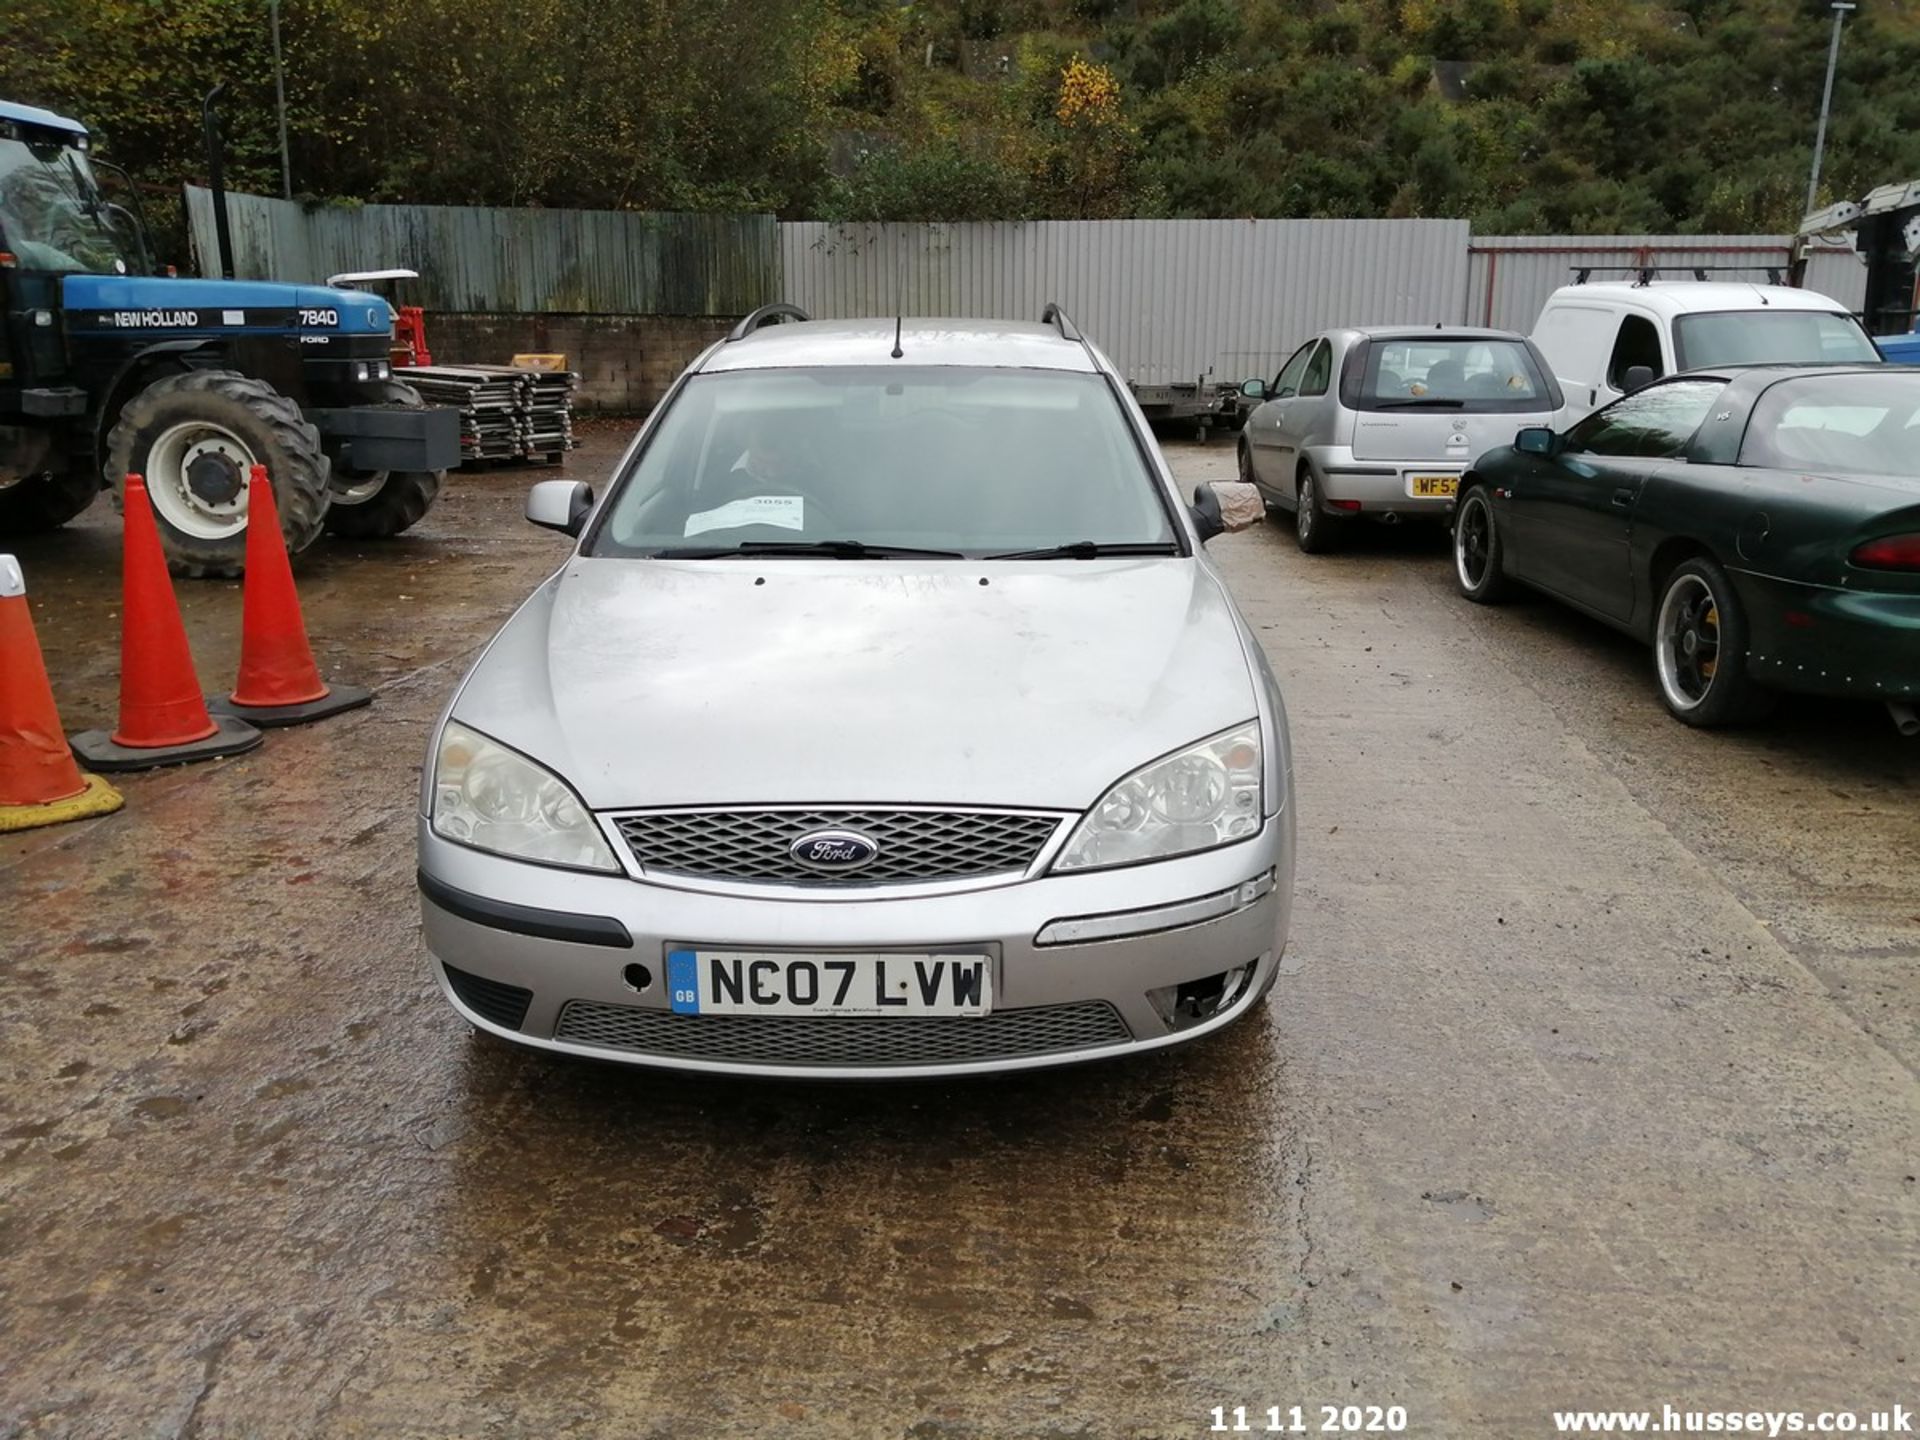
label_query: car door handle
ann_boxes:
[1611,488,1635,509]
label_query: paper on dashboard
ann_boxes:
[684,495,805,537]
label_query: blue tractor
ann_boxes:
[0,99,459,575]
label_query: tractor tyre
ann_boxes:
[0,467,102,534]
[105,370,330,578]
[322,379,445,539]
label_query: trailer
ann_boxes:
[1127,376,1242,442]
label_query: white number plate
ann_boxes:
[666,950,992,1017]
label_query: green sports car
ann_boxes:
[1452,365,1920,731]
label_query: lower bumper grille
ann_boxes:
[442,962,534,1031]
[552,998,1132,1068]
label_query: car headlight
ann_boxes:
[431,720,619,872]
[1053,721,1263,873]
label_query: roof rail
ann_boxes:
[726,303,811,342]
[1040,302,1082,342]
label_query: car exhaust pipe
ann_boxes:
[1888,700,1920,738]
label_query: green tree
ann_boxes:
[5,0,1920,234]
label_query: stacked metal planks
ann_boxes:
[396,364,579,465]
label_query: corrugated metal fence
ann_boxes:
[183,186,776,316]
[185,187,1876,380]
[1468,234,1866,331]
[779,220,1469,386]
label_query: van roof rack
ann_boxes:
[1571,264,1784,287]
[726,303,811,342]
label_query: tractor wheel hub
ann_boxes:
[185,449,245,507]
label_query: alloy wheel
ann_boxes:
[1656,573,1721,711]
[1455,493,1493,590]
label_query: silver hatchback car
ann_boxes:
[417,306,1296,1078]
[1236,326,1563,553]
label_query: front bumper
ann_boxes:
[416,812,1294,1079]
[1738,570,1920,699]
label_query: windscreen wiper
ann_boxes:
[650,539,967,559]
[983,540,1183,560]
[1374,398,1467,410]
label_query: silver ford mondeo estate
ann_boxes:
[417,305,1296,1078]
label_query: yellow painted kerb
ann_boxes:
[0,772,125,832]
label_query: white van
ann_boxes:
[1530,281,1882,422]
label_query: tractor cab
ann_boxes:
[0,102,147,279]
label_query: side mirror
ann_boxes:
[527,479,593,537]
[1621,364,1656,394]
[1190,482,1225,543]
[1515,426,1561,457]
[1238,378,1267,401]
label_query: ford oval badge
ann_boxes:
[788,828,880,872]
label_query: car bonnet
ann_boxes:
[450,557,1260,812]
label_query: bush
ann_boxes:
[820,141,1030,221]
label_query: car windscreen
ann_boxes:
[1739,372,1920,478]
[1673,309,1880,369]
[1350,337,1551,412]
[588,366,1179,557]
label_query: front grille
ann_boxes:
[553,999,1131,1068]
[442,962,533,1031]
[612,808,1063,886]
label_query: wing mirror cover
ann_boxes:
[1191,480,1265,542]
[526,480,594,536]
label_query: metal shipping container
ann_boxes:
[779,219,1470,388]
[1467,234,1867,333]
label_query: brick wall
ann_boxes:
[422,314,735,415]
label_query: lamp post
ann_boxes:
[1805,1,1856,215]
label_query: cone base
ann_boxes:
[0,772,126,833]
[210,683,373,728]
[70,714,264,772]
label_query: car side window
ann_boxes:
[1605,314,1665,390]
[1272,343,1314,399]
[1565,380,1727,459]
[1299,341,1333,398]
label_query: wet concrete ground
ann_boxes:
[2,430,1915,1438]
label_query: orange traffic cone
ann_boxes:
[69,474,263,772]
[0,555,123,831]
[209,466,371,727]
